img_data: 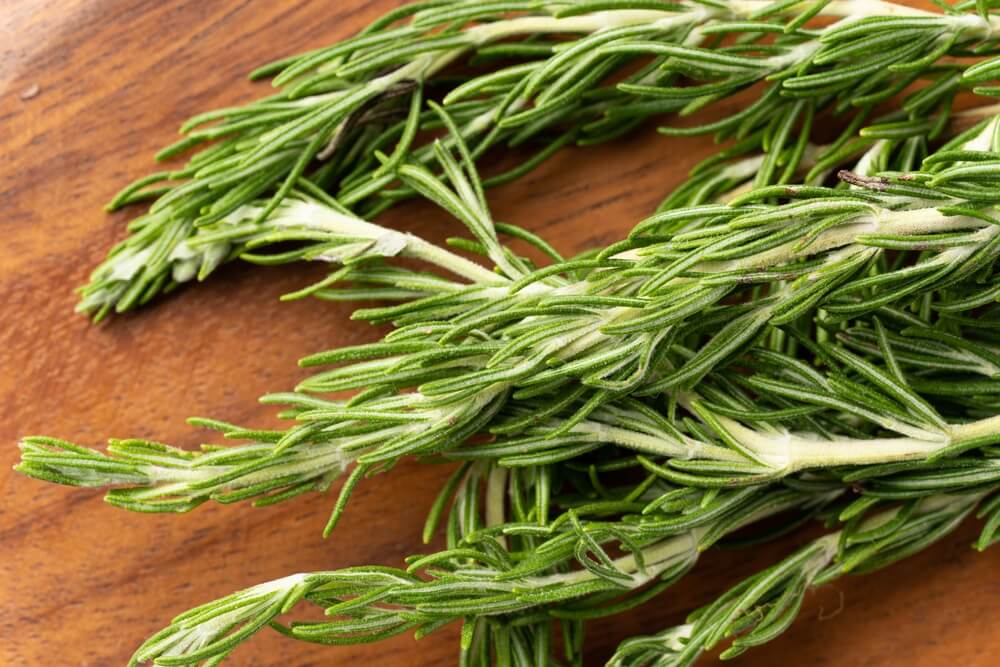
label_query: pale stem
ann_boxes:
[467,9,710,44]
[577,422,744,463]
[527,490,820,588]
[263,199,502,284]
[713,413,1000,472]
[485,465,510,550]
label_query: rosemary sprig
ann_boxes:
[80,0,1000,318]
[114,466,998,665]
[19,308,1000,516]
[123,483,836,666]
[608,489,999,666]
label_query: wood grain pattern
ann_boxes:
[1,1,997,665]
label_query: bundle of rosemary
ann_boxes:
[16,1,1000,665]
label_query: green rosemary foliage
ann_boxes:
[608,489,998,666]
[19,308,1000,517]
[80,0,1000,318]
[19,116,1000,530]
[124,483,836,666]
[114,464,998,665]
[17,5,1000,667]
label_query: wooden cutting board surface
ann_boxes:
[2,1,997,665]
